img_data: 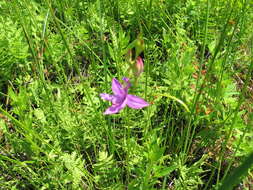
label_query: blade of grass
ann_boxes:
[218,151,253,190]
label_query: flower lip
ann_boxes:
[122,77,131,92]
[112,78,125,96]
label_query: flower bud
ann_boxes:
[135,56,144,77]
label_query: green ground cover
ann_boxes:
[0,0,253,189]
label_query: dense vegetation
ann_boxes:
[0,0,253,189]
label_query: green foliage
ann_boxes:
[0,0,253,189]
[0,15,29,90]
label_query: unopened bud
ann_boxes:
[135,56,144,77]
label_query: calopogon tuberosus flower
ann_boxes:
[100,77,149,115]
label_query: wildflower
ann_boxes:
[100,77,149,115]
[135,56,144,77]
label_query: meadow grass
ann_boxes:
[0,0,253,189]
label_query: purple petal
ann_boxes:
[111,95,124,105]
[100,93,125,105]
[126,94,149,109]
[112,78,125,96]
[100,93,114,101]
[103,102,127,115]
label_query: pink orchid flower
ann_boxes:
[100,77,149,115]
